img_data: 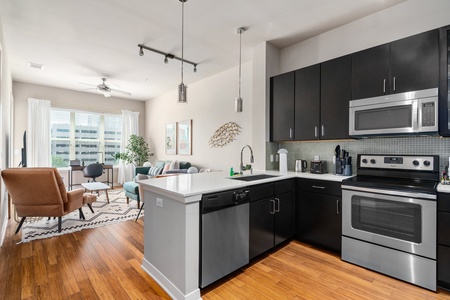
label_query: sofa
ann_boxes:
[123,161,195,209]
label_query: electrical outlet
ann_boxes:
[156,198,163,208]
[270,154,274,162]
[275,154,279,162]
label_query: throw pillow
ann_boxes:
[162,163,171,174]
[147,166,162,176]
[170,160,180,170]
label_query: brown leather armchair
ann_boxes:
[1,167,96,234]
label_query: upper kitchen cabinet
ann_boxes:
[320,55,352,140]
[270,71,295,141]
[439,25,450,136]
[294,64,321,140]
[352,29,439,100]
[294,57,351,141]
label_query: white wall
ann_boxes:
[0,15,13,246]
[280,0,450,73]
[145,62,254,171]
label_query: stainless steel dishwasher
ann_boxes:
[200,188,250,288]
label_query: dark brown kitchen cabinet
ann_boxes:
[270,71,295,141]
[294,57,351,141]
[294,64,320,140]
[438,192,450,289]
[297,179,342,253]
[249,180,295,260]
[438,25,450,136]
[352,29,439,100]
[320,55,352,140]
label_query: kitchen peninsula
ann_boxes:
[138,170,351,300]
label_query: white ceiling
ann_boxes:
[0,0,405,101]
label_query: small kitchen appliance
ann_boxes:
[341,154,439,291]
[295,159,308,172]
[310,161,327,174]
[278,148,288,173]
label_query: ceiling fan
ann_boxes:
[79,78,132,98]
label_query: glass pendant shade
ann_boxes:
[179,82,187,103]
[235,97,243,113]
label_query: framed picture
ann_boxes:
[165,122,177,155]
[177,119,192,155]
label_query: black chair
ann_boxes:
[83,163,104,182]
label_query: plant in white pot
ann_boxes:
[114,134,154,166]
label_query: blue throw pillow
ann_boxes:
[147,166,162,176]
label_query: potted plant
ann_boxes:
[114,134,154,166]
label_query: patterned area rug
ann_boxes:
[20,189,143,243]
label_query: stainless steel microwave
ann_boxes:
[349,88,438,137]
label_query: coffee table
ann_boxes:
[81,182,111,203]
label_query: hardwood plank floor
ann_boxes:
[2,214,450,299]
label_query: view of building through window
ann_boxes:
[50,109,122,167]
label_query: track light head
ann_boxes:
[164,56,169,64]
[193,65,197,73]
[139,47,144,56]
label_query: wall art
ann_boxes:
[209,121,241,148]
[178,119,192,155]
[165,122,177,155]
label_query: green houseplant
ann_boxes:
[114,134,153,166]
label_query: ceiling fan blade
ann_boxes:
[78,82,98,87]
[110,88,132,96]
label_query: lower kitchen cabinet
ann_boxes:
[297,179,342,253]
[438,192,450,289]
[249,180,295,260]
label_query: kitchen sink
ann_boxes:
[229,174,279,181]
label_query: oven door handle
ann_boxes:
[341,185,436,200]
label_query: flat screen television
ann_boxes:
[21,130,27,167]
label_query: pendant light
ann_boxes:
[178,0,188,104]
[235,27,245,113]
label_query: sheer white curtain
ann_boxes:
[27,98,51,167]
[118,110,139,183]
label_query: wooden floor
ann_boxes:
[2,216,450,300]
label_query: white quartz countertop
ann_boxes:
[437,183,450,193]
[138,170,353,202]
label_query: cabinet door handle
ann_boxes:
[289,128,293,139]
[321,125,325,137]
[383,79,386,94]
[393,77,396,92]
[275,198,280,213]
[314,126,318,138]
[336,199,340,214]
[270,199,276,214]
[312,185,325,189]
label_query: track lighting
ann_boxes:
[137,45,198,69]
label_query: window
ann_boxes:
[50,109,122,167]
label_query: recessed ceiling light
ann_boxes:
[28,62,44,70]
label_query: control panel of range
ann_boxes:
[359,154,435,171]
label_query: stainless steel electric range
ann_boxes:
[341,154,440,291]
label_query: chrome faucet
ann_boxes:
[240,145,254,174]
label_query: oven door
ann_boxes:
[349,99,418,136]
[342,188,436,259]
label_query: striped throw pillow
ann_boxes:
[147,166,162,176]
